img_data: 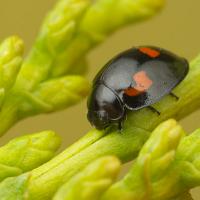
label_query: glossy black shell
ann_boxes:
[87,46,189,130]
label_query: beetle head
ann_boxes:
[87,110,110,129]
[87,84,124,130]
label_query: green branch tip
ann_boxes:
[53,156,121,200]
[102,119,185,200]
[103,120,200,200]
[176,128,200,188]
[0,36,24,61]
[0,130,61,182]
[32,75,91,110]
[0,36,24,106]
[80,0,165,42]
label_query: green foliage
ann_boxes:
[0,130,60,182]
[53,156,121,200]
[19,52,200,200]
[0,0,200,200]
[0,0,165,136]
[0,36,23,107]
[102,119,185,200]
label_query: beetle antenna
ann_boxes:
[118,121,123,131]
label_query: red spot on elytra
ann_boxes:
[124,71,153,96]
[124,87,143,96]
[139,47,160,58]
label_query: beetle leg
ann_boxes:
[118,121,123,131]
[148,106,160,115]
[169,92,179,100]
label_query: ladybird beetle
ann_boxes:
[87,46,189,130]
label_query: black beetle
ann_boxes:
[87,46,189,130]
